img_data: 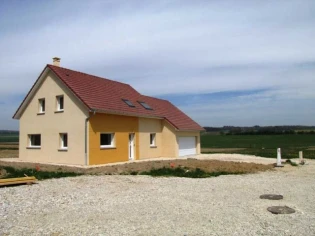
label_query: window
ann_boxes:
[150,133,156,147]
[60,133,68,149]
[38,98,45,113]
[56,95,64,111]
[122,99,135,107]
[29,134,41,148]
[138,101,152,110]
[100,133,115,148]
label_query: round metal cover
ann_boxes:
[260,194,283,200]
[267,206,295,214]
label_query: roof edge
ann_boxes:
[13,65,92,120]
[48,65,91,111]
[13,66,50,119]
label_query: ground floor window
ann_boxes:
[60,133,68,149]
[29,134,41,148]
[100,133,115,148]
[150,133,156,147]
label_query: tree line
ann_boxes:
[204,126,315,135]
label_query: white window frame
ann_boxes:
[150,133,156,147]
[28,134,41,148]
[59,133,68,150]
[100,133,115,148]
[38,98,45,114]
[56,95,64,111]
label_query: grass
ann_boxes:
[0,147,18,150]
[0,166,82,180]
[140,167,244,178]
[0,135,19,143]
[201,134,315,149]
[201,134,315,159]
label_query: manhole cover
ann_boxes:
[260,194,283,200]
[267,206,295,214]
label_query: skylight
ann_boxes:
[122,99,135,107]
[138,101,153,110]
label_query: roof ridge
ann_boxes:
[14,64,204,131]
[141,95,169,102]
[47,64,131,87]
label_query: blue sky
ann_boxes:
[1,0,315,130]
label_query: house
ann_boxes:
[13,58,204,165]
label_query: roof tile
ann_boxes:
[48,65,204,131]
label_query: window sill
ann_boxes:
[26,146,41,149]
[150,146,157,148]
[54,110,64,113]
[37,112,45,115]
[58,148,68,152]
[100,146,116,150]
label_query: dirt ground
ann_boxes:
[0,158,274,176]
[0,149,18,158]
[0,143,274,176]
[0,143,18,159]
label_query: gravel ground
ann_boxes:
[195,153,277,165]
[1,160,315,235]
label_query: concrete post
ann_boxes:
[299,151,304,164]
[276,148,282,167]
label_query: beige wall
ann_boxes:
[138,118,162,159]
[161,121,177,157]
[19,71,89,165]
[138,119,201,158]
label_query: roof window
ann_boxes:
[138,101,152,110]
[122,99,135,107]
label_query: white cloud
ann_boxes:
[0,0,314,129]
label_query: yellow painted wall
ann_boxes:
[89,113,139,165]
[19,71,88,165]
[138,118,162,159]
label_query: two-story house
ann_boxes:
[13,58,204,165]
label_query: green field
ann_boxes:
[201,134,315,159]
[0,135,19,143]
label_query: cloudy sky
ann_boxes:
[1,0,315,130]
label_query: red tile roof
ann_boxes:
[47,65,204,131]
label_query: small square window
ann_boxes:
[122,99,135,107]
[60,133,68,149]
[138,101,152,110]
[29,134,41,147]
[38,98,45,113]
[100,133,115,148]
[56,95,64,111]
[150,133,156,146]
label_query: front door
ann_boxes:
[128,133,135,160]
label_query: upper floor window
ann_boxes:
[138,101,152,110]
[28,134,41,148]
[38,98,45,114]
[56,95,64,111]
[122,99,135,107]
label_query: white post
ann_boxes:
[299,151,304,164]
[276,148,282,167]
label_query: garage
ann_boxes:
[178,136,196,156]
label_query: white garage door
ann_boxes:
[178,137,196,157]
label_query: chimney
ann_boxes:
[52,57,61,66]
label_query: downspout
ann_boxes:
[85,109,96,165]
